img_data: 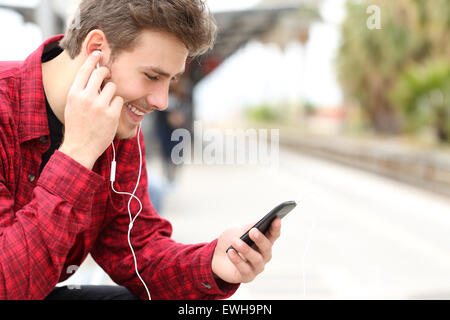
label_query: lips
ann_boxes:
[124,103,145,124]
[126,103,146,116]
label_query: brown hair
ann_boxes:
[60,0,217,59]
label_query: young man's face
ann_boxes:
[104,29,188,140]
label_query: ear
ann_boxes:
[81,29,111,65]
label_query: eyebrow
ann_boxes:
[142,66,185,79]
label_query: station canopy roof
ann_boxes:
[191,3,320,83]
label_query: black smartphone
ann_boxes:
[226,200,297,253]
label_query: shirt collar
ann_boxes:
[18,34,64,144]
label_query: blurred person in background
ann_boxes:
[155,76,191,184]
[0,0,282,300]
[147,76,191,213]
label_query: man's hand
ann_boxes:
[211,218,281,284]
[59,51,123,170]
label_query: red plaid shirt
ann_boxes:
[0,35,239,300]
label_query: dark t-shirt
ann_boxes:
[39,41,64,174]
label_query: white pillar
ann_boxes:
[35,0,58,39]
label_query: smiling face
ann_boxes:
[104,29,189,139]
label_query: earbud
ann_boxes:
[94,49,101,69]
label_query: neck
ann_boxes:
[41,51,82,124]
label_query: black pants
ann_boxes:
[45,285,140,300]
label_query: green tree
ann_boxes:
[337,0,431,134]
[391,60,450,142]
[336,0,450,138]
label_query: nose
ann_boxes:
[145,83,169,112]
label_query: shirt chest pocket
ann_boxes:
[13,170,39,212]
[13,144,44,212]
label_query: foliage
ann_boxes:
[245,104,282,123]
[336,0,450,141]
[390,60,450,141]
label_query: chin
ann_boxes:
[115,125,139,140]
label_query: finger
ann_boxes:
[238,220,258,235]
[96,81,117,106]
[72,51,102,91]
[227,249,254,282]
[233,237,265,273]
[266,218,282,244]
[85,66,110,96]
[108,95,124,118]
[249,228,273,262]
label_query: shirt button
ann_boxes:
[28,174,36,182]
[202,282,212,290]
[40,136,48,144]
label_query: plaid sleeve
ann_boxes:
[0,151,103,299]
[91,133,240,300]
[189,239,240,299]
[38,151,104,212]
[92,212,240,300]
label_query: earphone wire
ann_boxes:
[95,62,150,299]
[110,125,151,300]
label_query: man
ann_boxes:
[0,0,281,300]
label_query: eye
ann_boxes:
[145,73,159,81]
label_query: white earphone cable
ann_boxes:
[110,125,151,300]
